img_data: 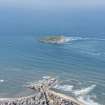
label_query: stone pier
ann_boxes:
[0,78,85,105]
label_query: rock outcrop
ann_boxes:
[39,36,67,44]
[0,77,84,105]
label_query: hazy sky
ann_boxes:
[0,0,105,10]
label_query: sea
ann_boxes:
[0,2,105,105]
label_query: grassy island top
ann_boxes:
[40,35,65,43]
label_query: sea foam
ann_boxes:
[73,85,96,96]
[77,95,101,105]
[65,36,105,42]
[0,80,4,83]
[72,84,101,105]
[54,84,74,92]
[65,36,88,41]
[42,76,51,79]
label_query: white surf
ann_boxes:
[54,84,74,92]
[73,85,96,96]
[0,79,4,83]
[77,95,101,105]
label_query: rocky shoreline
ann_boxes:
[0,78,84,105]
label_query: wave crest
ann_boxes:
[73,85,96,96]
[77,95,100,105]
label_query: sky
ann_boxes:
[0,0,105,10]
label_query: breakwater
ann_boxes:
[0,78,84,105]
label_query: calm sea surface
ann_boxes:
[0,5,105,105]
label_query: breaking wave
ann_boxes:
[54,84,96,96]
[73,85,101,105]
[54,83,101,105]
[77,95,101,105]
[73,85,96,96]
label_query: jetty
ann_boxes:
[0,77,85,105]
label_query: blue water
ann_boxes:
[0,4,105,105]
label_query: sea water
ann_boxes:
[0,3,105,105]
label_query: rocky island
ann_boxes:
[40,35,69,44]
[0,77,84,105]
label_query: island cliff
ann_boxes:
[0,77,84,105]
